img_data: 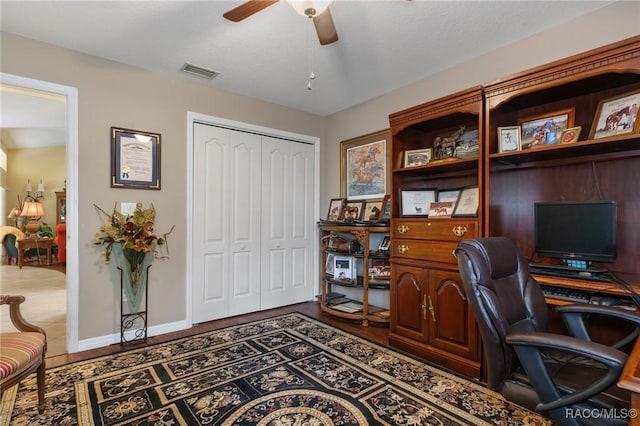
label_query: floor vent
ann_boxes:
[180,63,219,79]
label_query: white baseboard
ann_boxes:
[74,320,190,353]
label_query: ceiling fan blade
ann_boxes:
[313,7,338,45]
[223,0,279,22]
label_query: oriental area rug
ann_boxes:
[1,313,549,425]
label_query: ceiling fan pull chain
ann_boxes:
[308,19,316,91]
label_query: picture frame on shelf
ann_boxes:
[111,127,161,190]
[326,198,345,221]
[399,188,436,217]
[452,186,479,217]
[378,235,391,251]
[497,126,521,153]
[378,194,391,221]
[559,126,582,144]
[342,200,365,221]
[333,255,356,281]
[340,129,390,200]
[369,259,391,281]
[404,148,432,167]
[325,253,335,276]
[363,199,384,222]
[428,201,454,218]
[589,90,640,140]
[437,189,461,205]
[518,108,575,149]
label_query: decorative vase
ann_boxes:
[111,244,153,313]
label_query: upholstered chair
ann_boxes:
[0,295,47,413]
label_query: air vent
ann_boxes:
[180,63,219,80]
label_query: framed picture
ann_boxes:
[399,188,436,217]
[559,126,582,144]
[518,108,575,149]
[453,186,479,217]
[404,148,432,167]
[589,90,640,139]
[325,253,335,276]
[326,198,345,221]
[342,200,365,221]
[497,126,521,153]
[378,235,391,251]
[437,189,461,205]
[111,127,161,189]
[363,199,384,222]
[428,201,454,218]
[341,129,390,200]
[334,255,356,281]
[378,194,391,221]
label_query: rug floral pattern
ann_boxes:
[1,313,550,425]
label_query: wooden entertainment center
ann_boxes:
[387,36,640,378]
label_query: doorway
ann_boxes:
[0,72,79,353]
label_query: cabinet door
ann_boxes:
[427,269,479,361]
[390,263,428,342]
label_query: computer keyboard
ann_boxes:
[540,285,591,303]
[529,263,612,282]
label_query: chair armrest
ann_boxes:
[557,304,640,349]
[506,331,627,413]
[0,295,47,335]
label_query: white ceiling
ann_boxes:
[0,0,616,148]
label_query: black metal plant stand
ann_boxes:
[119,264,150,346]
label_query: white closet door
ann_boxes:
[192,123,262,323]
[261,136,315,308]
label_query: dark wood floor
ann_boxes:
[46,302,391,369]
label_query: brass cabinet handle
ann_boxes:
[397,224,410,234]
[397,244,409,254]
[452,225,468,237]
[428,296,437,322]
[422,294,427,320]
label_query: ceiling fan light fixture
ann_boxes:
[287,0,333,18]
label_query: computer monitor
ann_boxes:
[534,200,617,264]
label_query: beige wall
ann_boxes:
[6,146,66,230]
[1,0,638,344]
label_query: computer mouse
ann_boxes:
[578,271,592,278]
[599,297,620,306]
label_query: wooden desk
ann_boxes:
[619,337,640,425]
[17,238,53,268]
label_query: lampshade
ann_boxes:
[8,207,21,219]
[25,179,33,192]
[287,0,333,17]
[20,201,44,218]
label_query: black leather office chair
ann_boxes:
[455,237,640,426]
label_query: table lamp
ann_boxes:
[20,201,44,237]
[7,207,22,228]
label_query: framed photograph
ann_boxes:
[369,259,391,280]
[454,127,480,159]
[325,253,335,276]
[497,126,521,153]
[342,200,365,221]
[378,194,391,221]
[326,198,344,221]
[518,108,575,149]
[363,199,384,222]
[437,189,461,205]
[334,255,356,281]
[378,235,391,251]
[428,201,454,218]
[589,90,640,139]
[111,127,161,189]
[559,126,582,144]
[453,186,479,217]
[399,188,436,217]
[404,148,432,167]
[341,129,390,200]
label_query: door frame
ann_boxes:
[186,112,320,326]
[1,72,79,352]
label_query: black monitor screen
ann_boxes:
[534,201,617,263]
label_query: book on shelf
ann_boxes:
[331,301,363,313]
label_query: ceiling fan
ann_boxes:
[223,0,339,46]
